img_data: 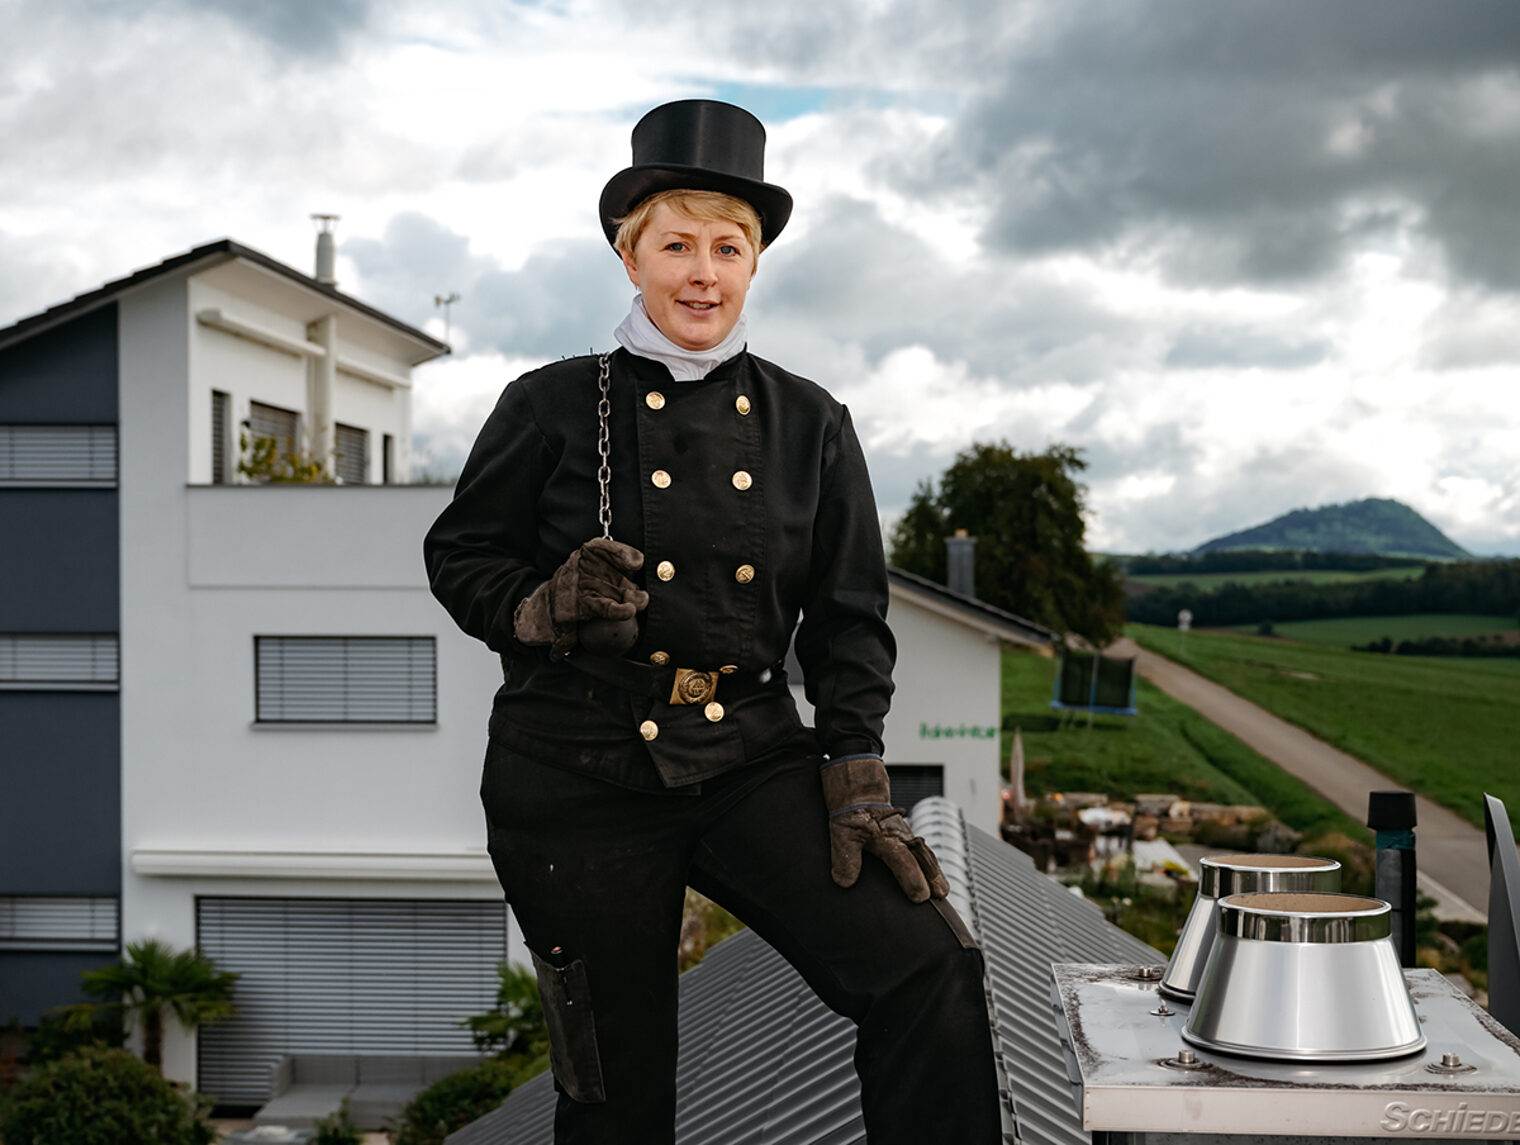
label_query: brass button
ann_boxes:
[649,651,670,666]
[736,395,751,415]
[735,564,755,584]
[657,560,675,581]
[719,664,738,675]
[640,720,659,741]
[651,469,672,489]
[731,470,752,491]
[704,702,725,722]
[646,391,665,410]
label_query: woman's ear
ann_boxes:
[620,247,641,290]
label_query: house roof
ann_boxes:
[887,566,1061,647]
[0,238,450,359]
[447,799,1158,1145]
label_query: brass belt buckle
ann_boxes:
[670,668,718,706]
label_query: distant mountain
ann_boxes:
[1193,498,1470,561]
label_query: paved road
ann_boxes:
[1112,638,1497,920]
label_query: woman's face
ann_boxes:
[621,201,755,351]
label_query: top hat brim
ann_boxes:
[600,164,793,250]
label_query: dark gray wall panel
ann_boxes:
[0,950,118,1027]
[0,693,119,894]
[0,491,118,630]
[0,304,118,422]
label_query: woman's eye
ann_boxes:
[664,241,686,252]
[719,244,739,256]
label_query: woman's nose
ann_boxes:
[689,252,715,284]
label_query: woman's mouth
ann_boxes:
[679,300,717,311]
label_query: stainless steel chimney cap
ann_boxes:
[1161,853,1341,1000]
[1183,892,1426,1062]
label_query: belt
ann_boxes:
[560,647,785,706]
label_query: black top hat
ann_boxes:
[599,100,793,250]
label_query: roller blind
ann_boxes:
[197,897,505,1104]
[0,896,119,951]
[254,636,436,723]
[0,634,120,686]
[212,391,230,484]
[334,423,368,485]
[0,425,117,484]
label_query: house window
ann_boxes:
[211,390,230,484]
[255,636,436,724]
[246,401,301,470]
[0,634,119,688]
[334,423,368,485]
[0,425,117,486]
[0,896,119,952]
[382,433,394,485]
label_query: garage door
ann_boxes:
[197,897,507,1105]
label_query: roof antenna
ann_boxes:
[311,214,340,285]
[434,292,460,344]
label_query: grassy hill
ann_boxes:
[1127,623,1520,834]
[1194,498,1469,561]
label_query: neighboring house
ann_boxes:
[0,239,515,1106]
[447,797,1159,1145]
[0,238,1056,1110]
[792,567,1057,837]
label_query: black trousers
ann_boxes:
[481,734,1004,1145]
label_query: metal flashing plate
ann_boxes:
[1052,965,1520,1140]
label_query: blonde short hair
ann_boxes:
[614,189,764,265]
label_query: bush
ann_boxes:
[26,1002,125,1065]
[1298,831,1375,897]
[394,1058,519,1145]
[312,1096,363,1145]
[0,1046,213,1145]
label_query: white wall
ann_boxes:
[790,590,1006,836]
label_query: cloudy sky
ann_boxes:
[4,0,1519,555]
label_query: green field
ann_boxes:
[1127,624,1520,832]
[1000,649,1366,842]
[1236,614,1517,646]
[1128,565,1422,590]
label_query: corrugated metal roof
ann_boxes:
[448,799,1160,1145]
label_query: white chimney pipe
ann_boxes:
[311,213,340,285]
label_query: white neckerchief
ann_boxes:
[613,294,748,381]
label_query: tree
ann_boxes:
[77,938,239,1073]
[888,442,1125,645]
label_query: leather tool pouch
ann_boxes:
[530,948,608,1103]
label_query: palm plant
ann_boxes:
[79,938,239,1072]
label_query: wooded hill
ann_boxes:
[1193,498,1470,561]
[1126,558,1520,628]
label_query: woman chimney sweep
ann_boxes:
[424,99,1001,1144]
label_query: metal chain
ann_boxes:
[596,353,613,540]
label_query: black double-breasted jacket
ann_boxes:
[423,347,895,791]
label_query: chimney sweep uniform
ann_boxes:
[424,100,1002,1145]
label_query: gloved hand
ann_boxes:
[820,755,950,903]
[513,538,649,656]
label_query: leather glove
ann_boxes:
[513,538,649,656]
[820,755,950,903]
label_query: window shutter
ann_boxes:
[335,423,368,485]
[0,425,118,484]
[0,634,120,685]
[212,391,230,484]
[0,896,119,951]
[255,636,436,723]
[197,897,505,1103]
[247,401,300,465]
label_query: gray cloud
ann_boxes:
[929,0,1520,289]
[346,211,632,358]
[1165,326,1332,371]
[187,0,370,57]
